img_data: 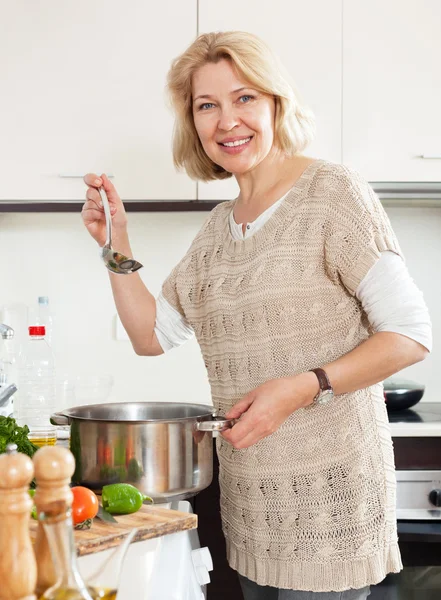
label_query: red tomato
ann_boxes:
[71,486,99,525]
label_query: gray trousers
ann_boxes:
[238,575,371,600]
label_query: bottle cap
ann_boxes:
[38,296,49,305]
[29,326,46,336]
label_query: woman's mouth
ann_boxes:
[218,136,253,155]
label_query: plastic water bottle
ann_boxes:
[16,325,57,446]
[37,296,54,349]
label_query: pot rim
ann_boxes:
[54,401,217,424]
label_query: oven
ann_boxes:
[369,403,441,599]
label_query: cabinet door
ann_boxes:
[198,0,342,201]
[0,1,196,201]
[343,0,441,182]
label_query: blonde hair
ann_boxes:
[166,31,316,182]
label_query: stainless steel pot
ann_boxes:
[50,402,234,502]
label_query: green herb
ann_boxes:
[74,518,93,530]
[28,489,37,519]
[0,416,39,457]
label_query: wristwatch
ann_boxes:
[307,367,334,407]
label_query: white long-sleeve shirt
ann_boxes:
[154,195,432,354]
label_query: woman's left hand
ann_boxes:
[221,373,319,449]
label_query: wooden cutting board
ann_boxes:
[29,504,197,556]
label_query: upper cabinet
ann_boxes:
[0,1,196,202]
[343,0,441,182]
[197,0,342,201]
[2,2,438,208]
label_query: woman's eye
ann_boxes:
[238,95,254,104]
[199,102,215,111]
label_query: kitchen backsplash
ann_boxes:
[0,205,438,408]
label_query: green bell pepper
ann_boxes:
[101,483,152,515]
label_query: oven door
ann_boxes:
[370,521,441,599]
[372,568,441,599]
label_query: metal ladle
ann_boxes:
[98,187,143,275]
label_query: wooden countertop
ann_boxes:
[30,503,197,556]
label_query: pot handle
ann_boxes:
[50,412,70,426]
[196,416,237,432]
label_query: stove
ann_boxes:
[389,402,441,429]
[389,403,441,521]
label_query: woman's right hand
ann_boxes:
[81,173,128,247]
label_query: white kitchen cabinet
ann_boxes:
[0,1,196,201]
[197,0,343,201]
[343,0,441,182]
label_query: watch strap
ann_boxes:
[310,367,332,393]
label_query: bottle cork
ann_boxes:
[33,446,75,596]
[0,443,37,600]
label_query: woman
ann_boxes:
[82,32,431,599]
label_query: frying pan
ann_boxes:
[383,378,425,411]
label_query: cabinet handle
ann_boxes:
[58,173,114,178]
[417,155,441,160]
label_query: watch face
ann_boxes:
[318,390,334,404]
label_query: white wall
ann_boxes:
[384,206,439,402]
[0,211,211,410]
[0,205,438,411]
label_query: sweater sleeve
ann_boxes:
[161,261,186,318]
[324,165,403,296]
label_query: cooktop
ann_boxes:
[388,402,441,424]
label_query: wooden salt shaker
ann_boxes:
[33,445,75,597]
[0,443,37,600]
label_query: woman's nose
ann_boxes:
[217,108,240,132]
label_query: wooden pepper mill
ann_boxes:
[33,445,75,597]
[0,443,37,600]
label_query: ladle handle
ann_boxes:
[98,187,112,248]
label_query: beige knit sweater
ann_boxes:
[162,159,403,592]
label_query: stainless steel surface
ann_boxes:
[396,470,441,521]
[0,324,14,339]
[51,402,235,502]
[196,416,237,431]
[397,508,441,520]
[0,383,17,407]
[98,187,143,275]
[371,181,441,207]
[51,413,69,426]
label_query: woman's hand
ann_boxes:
[221,373,319,450]
[81,173,128,247]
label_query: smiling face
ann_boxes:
[192,59,277,176]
